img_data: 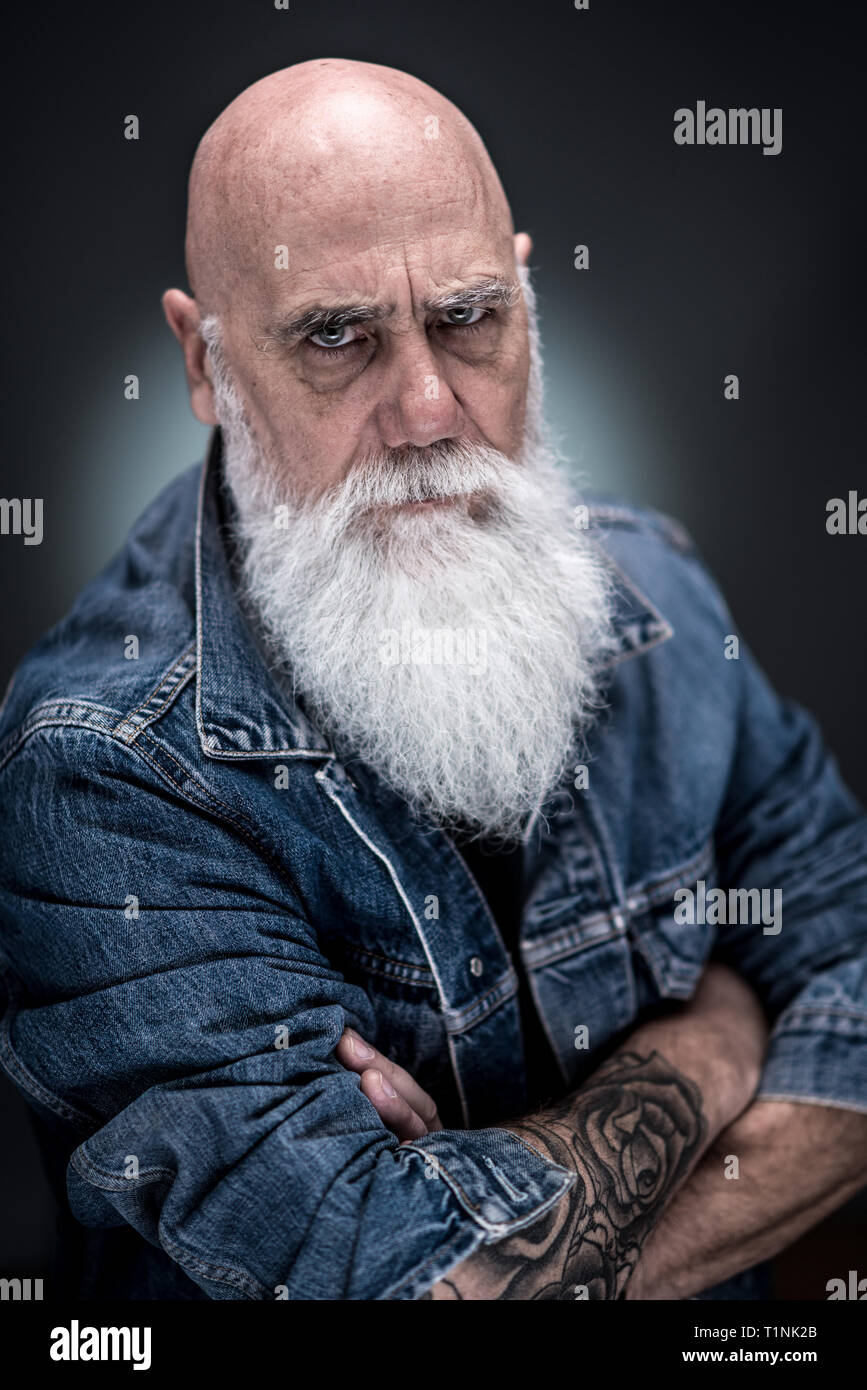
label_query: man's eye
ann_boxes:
[439,306,487,328]
[308,324,364,350]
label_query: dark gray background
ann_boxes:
[1,0,864,1295]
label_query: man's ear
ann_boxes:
[162,288,219,426]
[514,232,533,267]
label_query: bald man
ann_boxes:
[1,59,865,1302]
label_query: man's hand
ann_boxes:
[337,963,768,1297]
[336,1027,443,1140]
[339,963,765,1145]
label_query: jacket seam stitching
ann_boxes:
[445,972,519,1033]
[69,1150,270,1297]
[0,711,123,772]
[113,643,197,742]
[157,1225,269,1298]
[0,962,95,1127]
[1,720,309,938]
[774,1005,867,1025]
[131,730,307,893]
[624,839,717,909]
[524,838,716,969]
[341,945,435,984]
[314,767,471,1125]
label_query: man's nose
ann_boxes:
[374,334,465,449]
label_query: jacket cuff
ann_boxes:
[388,1126,575,1298]
[756,1005,867,1114]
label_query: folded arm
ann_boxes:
[345,962,867,1299]
[339,963,767,1299]
[641,620,867,1296]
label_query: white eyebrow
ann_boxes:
[423,277,522,314]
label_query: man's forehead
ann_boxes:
[264,146,498,248]
[234,105,508,278]
[244,211,516,325]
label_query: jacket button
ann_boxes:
[469,956,484,977]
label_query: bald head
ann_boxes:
[185,59,514,316]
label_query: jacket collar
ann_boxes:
[195,428,673,760]
[593,550,674,670]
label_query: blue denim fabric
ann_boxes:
[0,430,865,1300]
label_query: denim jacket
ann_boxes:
[1,430,865,1300]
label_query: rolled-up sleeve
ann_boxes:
[711,634,867,1114]
[67,1115,571,1300]
[0,727,573,1300]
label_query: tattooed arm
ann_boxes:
[622,1097,867,1300]
[419,963,767,1299]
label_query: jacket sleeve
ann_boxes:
[689,562,867,1114]
[0,725,573,1299]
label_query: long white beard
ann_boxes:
[202,273,617,838]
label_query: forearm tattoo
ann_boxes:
[420,1050,707,1300]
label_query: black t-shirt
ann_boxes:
[453,830,564,1110]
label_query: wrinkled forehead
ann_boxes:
[194,90,515,320]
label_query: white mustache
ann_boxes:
[310,439,514,519]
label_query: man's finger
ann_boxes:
[359,1068,429,1142]
[336,1028,444,1131]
